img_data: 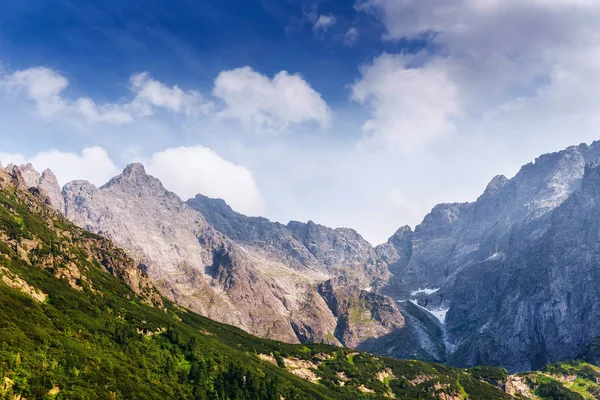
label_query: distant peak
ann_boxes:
[393,225,413,237]
[484,174,509,196]
[122,163,148,178]
[40,168,58,181]
[15,163,41,188]
[101,163,173,199]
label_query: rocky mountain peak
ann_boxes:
[102,163,171,198]
[483,174,509,196]
[39,169,65,213]
[9,165,29,191]
[122,162,147,177]
[190,193,233,214]
[392,225,413,238]
[15,163,41,188]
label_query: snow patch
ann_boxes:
[408,300,449,324]
[362,287,372,292]
[485,252,505,262]
[430,307,449,324]
[410,287,440,296]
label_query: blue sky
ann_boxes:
[2,0,600,243]
[1,0,416,103]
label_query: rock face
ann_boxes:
[186,193,442,358]
[3,163,65,213]
[39,169,65,213]
[187,194,389,286]
[63,164,434,357]
[378,141,600,371]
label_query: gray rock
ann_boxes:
[39,169,65,213]
[16,163,40,189]
[63,164,342,344]
[380,141,600,371]
[187,192,440,359]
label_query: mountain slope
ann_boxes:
[0,161,519,399]
[378,141,600,371]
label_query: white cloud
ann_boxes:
[313,14,336,32]
[0,147,120,187]
[351,0,600,150]
[343,27,359,47]
[351,53,459,151]
[129,72,213,117]
[213,66,331,132]
[142,146,265,215]
[2,67,68,116]
[0,68,212,125]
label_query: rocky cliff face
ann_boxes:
[186,193,444,359]
[378,141,600,371]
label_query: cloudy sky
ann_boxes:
[1,0,600,244]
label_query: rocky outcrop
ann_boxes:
[2,163,65,213]
[39,169,65,213]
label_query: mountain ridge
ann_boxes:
[1,156,539,400]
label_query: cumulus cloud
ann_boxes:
[0,68,212,124]
[2,67,68,116]
[351,53,459,151]
[313,14,336,33]
[0,147,120,186]
[213,66,331,132]
[129,72,213,117]
[353,0,600,149]
[144,146,264,215]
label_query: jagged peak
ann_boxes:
[63,179,98,193]
[122,162,147,177]
[40,168,58,181]
[392,225,413,238]
[9,165,28,190]
[15,163,41,188]
[483,174,509,196]
[101,163,172,198]
[190,193,231,210]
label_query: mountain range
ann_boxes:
[5,141,600,375]
[2,146,571,400]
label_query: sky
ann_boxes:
[1,0,600,244]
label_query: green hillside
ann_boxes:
[0,167,582,399]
